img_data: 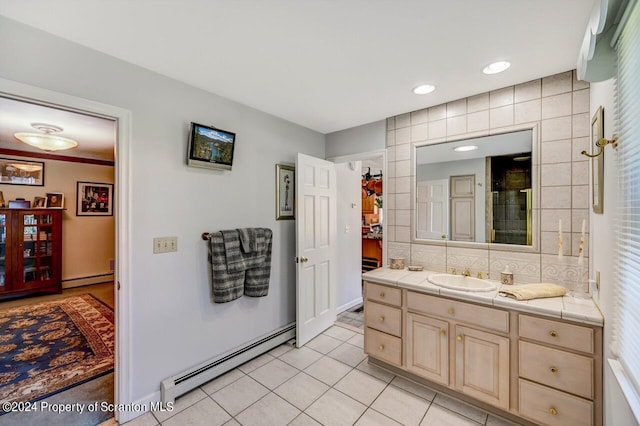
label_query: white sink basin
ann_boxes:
[428,274,497,292]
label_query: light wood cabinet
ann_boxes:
[363,281,402,367]
[406,312,449,385]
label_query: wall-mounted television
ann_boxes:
[187,122,236,171]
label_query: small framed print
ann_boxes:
[33,196,47,208]
[591,106,604,214]
[46,192,64,209]
[77,182,113,216]
[276,164,295,220]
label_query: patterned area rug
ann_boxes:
[0,295,114,405]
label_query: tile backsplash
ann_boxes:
[386,71,589,287]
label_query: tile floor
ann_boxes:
[336,305,364,330]
[124,325,518,426]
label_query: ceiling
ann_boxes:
[0,0,594,138]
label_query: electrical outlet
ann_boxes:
[153,237,178,254]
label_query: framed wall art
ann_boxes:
[0,158,44,186]
[276,164,295,220]
[591,106,604,214]
[77,182,113,216]
[46,192,64,209]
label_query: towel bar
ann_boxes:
[202,232,212,240]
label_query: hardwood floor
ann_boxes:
[0,282,114,310]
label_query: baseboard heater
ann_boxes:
[161,322,296,404]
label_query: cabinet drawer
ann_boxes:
[519,341,594,399]
[407,291,509,333]
[365,301,402,337]
[365,282,401,306]
[365,327,402,366]
[519,315,594,353]
[519,379,593,426]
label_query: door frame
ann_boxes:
[0,78,132,421]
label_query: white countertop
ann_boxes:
[362,267,604,326]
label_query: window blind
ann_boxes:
[613,0,640,395]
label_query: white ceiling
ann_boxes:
[0,0,594,136]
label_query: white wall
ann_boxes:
[590,78,637,425]
[0,16,325,405]
[326,120,386,158]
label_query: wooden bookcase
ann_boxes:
[0,208,63,297]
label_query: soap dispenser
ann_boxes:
[500,266,514,285]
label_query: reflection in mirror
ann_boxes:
[415,130,533,245]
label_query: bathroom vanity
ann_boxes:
[362,267,603,426]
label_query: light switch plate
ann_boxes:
[153,236,178,253]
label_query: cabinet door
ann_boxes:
[0,212,7,292]
[455,325,510,410]
[14,211,60,291]
[406,313,449,385]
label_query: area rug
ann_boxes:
[0,294,114,405]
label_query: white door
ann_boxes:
[296,153,337,347]
[416,179,448,240]
[450,175,475,241]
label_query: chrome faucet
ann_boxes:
[462,268,471,277]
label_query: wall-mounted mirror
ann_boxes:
[414,129,535,246]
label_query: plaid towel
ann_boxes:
[237,228,258,253]
[221,229,265,273]
[208,232,244,303]
[245,228,273,297]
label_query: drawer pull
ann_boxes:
[456,335,462,341]
[550,366,558,373]
[549,407,558,416]
[380,292,385,298]
[379,316,385,322]
[378,344,385,350]
[448,307,455,315]
[440,330,446,336]
[550,330,558,337]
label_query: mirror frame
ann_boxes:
[410,123,540,253]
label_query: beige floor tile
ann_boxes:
[420,404,482,425]
[161,398,230,426]
[356,359,395,383]
[238,353,275,374]
[235,392,300,426]
[334,369,388,405]
[269,343,294,358]
[390,376,436,401]
[433,394,488,424]
[211,375,269,416]
[223,420,241,426]
[355,409,403,425]
[371,386,430,426]
[274,372,329,410]
[323,325,357,341]
[122,412,157,426]
[305,389,367,426]
[279,346,323,370]
[347,333,364,348]
[201,369,245,395]
[288,413,322,426]
[304,356,352,386]
[305,333,343,354]
[249,358,300,389]
[153,388,207,423]
[327,342,367,367]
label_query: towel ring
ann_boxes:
[581,136,618,158]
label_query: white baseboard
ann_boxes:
[115,390,160,423]
[62,273,114,289]
[337,297,363,314]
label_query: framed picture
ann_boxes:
[591,106,604,214]
[276,164,295,220]
[77,182,113,216]
[46,192,64,209]
[0,158,44,186]
[33,196,47,208]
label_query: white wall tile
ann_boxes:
[386,225,395,242]
[514,99,541,124]
[572,161,589,185]
[386,177,396,194]
[573,70,590,90]
[411,108,429,125]
[395,160,410,177]
[386,117,395,131]
[428,119,446,139]
[490,87,514,108]
[388,242,410,262]
[572,185,589,209]
[467,110,489,132]
[428,104,446,122]
[387,161,396,178]
[446,115,467,136]
[385,209,396,226]
[411,244,447,272]
[541,231,571,255]
[386,194,395,209]
[541,163,571,186]
[515,79,541,103]
[396,193,410,210]
[467,93,489,113]
[396,209,410,226]
[572,233,589,258]
[490,105,514,128]
[541,186,572,208]
[446,247,489,275]
[541,254,587,287]
[386,130,395,147]
[395,127,410,144]
[395,177,410,193]
[489,251,541,283]
[396,226,411,242]
[411,123,428,142]
[395,113,410,128]
[387,145,396,162]
[541,116,572,142]
[572,113,590,138]
[540,209,571,232]
[541,139,571,164]
[572,137,590,161]
[572,209,589,234]
[446,99,467,117]
[542,71,572,97]
[572,89,590,114]
[395,143,410,161]
[541,93,572,119]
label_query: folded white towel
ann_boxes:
[499,283,566,301]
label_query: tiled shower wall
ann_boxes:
[386,70,590,285]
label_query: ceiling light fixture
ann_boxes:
[453,145,478,152]
[413,84,436,95]
[483,61,511,75]
[14,123,79,152]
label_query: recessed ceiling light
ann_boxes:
[483,61,511,75]
[413,84,436,95]
[453,145,478,152]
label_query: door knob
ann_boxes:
[295,256,309,264]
